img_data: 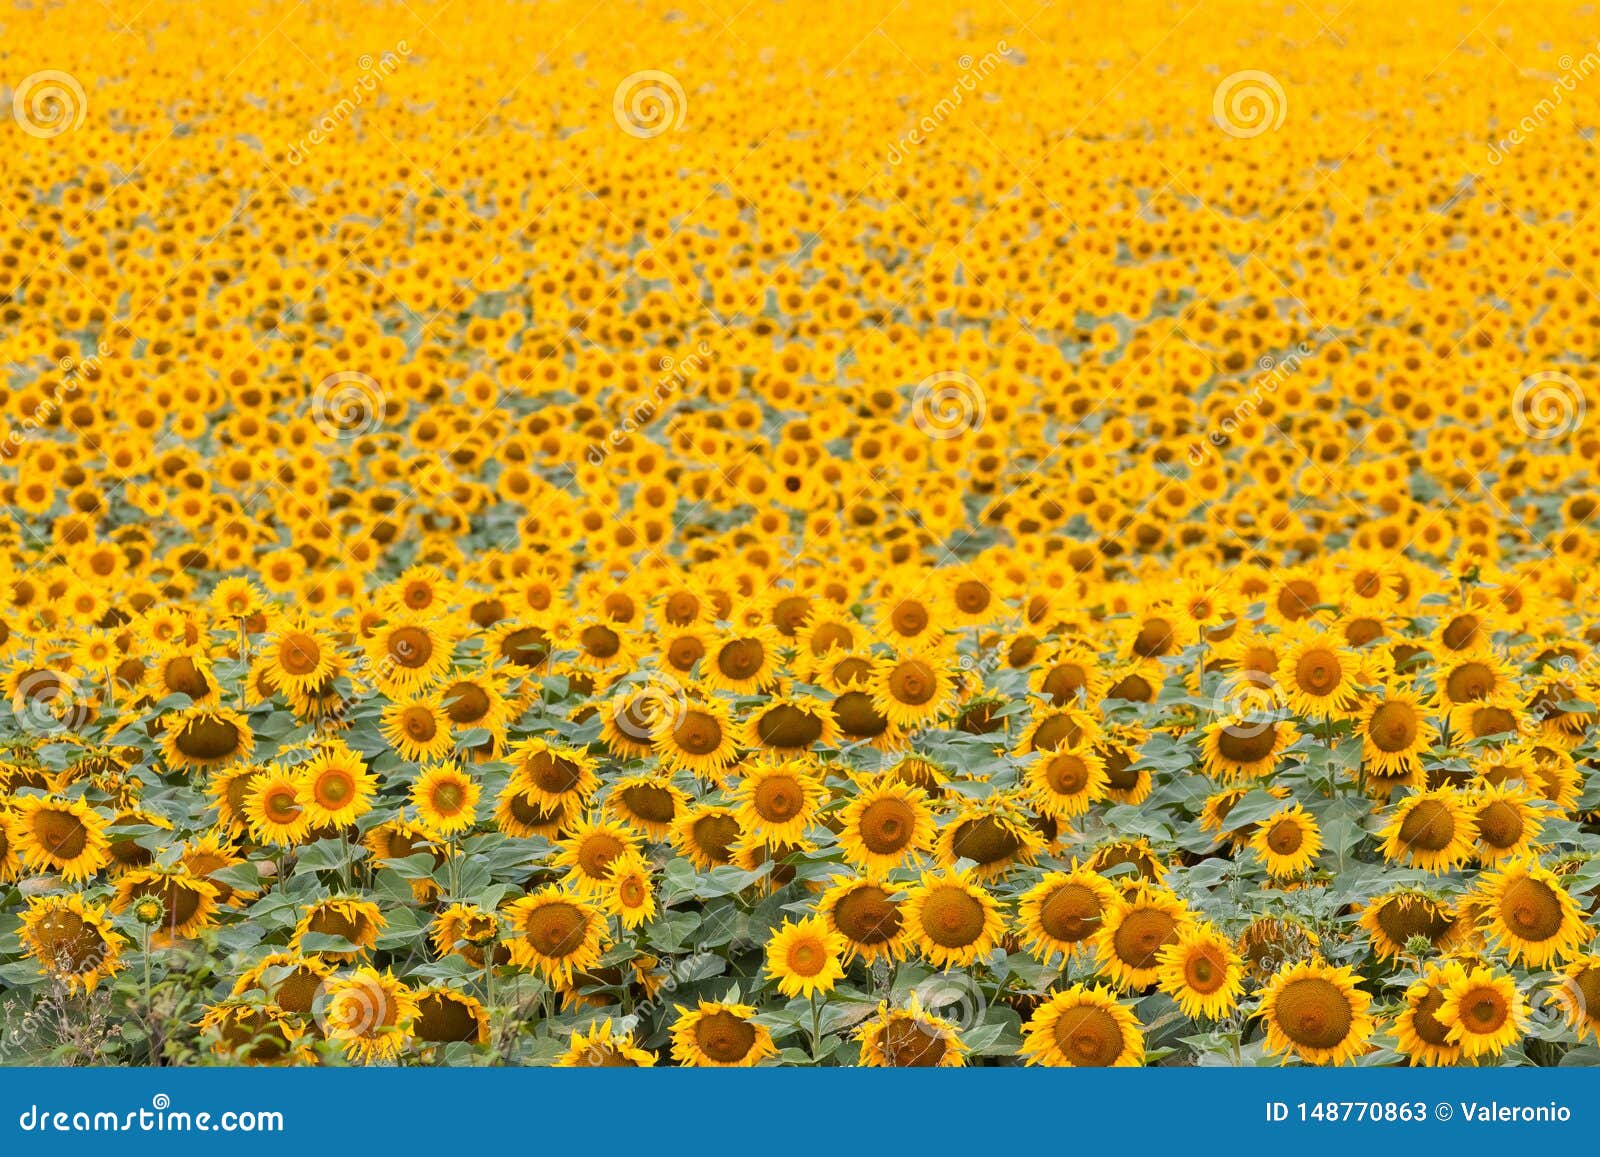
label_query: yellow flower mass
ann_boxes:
[1,0,1599,1068]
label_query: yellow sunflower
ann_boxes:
[870,650,959,730]
[558,1018,656,1067]
[855,994,969,1067]
[380,693,456,763]
[290,895,385,959]
[1258,959,1375,1066]
[1095,883,1193,990]
[112,866,220,940]
[604,772,689,839]
[1474,858,1588,966]
[160,706,255,770]
[553,817,640,895]
[413,985,491,1046]
[296,744,378,829]
[1357,889,1460,961]
[602,850,656,929]
[1251,804,1323,879]
[732,759,827,846]
[764,915,847,999]
[18,892,125,992]
[903,868,1005,968]
[1393,964,1462,1067]
[835,778,935,876]
[1199,715,1299,782]
[412,763,480,835]
[819,876,908,964]
[670,1000,777,1067]
[652,698,741,774]
[244,765,311,846]
[1378,787,1477,872]
[323,967,417,1062]
[1025,747,1108,819]
[1359,686,1438,778]
[502,890,609,984]
[12,795,110,881]
[1017,865,1118,962]
[1437,962,1528,1059]
[1020,986,1143,1067]
[1155,924,1244,1019]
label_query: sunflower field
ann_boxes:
[3,0,1600,1070]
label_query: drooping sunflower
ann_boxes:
[1199,714,1299,782]
[12,795,110,881]
[1251,804,1323,879]
[1393,964,1462,1067]
[558,1018,656,1067]
[290,895,386,959]
[429,903,503,967]
[1359,686,1439,778]
[1553,955,1600,1042]
[244,764,311,847]
[199,1000,309,1066]
[1258,959,1375,1066]
[493,781,569,840]
[1020,985,1143,1067]
[1468,781,1544,863]
[412,763,480,836]
[765,915,847,999]
[552,817,640,894]
[670,805,743,871]
[1437,962,1528,1060]
[296,744,378,829]
[936,804,1045,881]
[502,890,609,984]
[743,692,838,754]
[1025,747,1108,819]
[112,866,220,940]
[870,650,959,730]
[412,984,491,1046]
[18,892,125,992]
[904,868,1005,969]
[1017,865,1119,962]
[1094,883,1193,990]
[380,693,456,763]
[835,778,935,876]
[732,759,827,846]
[670,1000,777,1067]
[604,772,689,839]
[1474,858,1588,966]
[323,967,418,1062]
[160,706,255,770]
[1378,787,1477,872]
[231,952,336,1017]
[506,737,600,815]
[819,875,908,964]
[1156,924,1244,1019]
[855,994,969,1067]
[1357,889,1460,960]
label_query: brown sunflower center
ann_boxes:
[389,626,434,668]
[1500,876,1564,942]
[1044,753,1091,795]
[1295,650,1340,695]
[752,774,805,822]
[833,691,889,738]
[1274,977,1353,1049]
[674,711,724,755]
[402,707,437,741]
[1446,662,1495,702]
[1397,799,1455,851]
[620,783,677,824]
[1266,819,1304,855]
[31,807,89,860]
[1464,987,1508,1031]
[443,683,491,724]
[717,639,765,681]
[1038,882,1103,943]
[1040,663,1088,705]
[415,993,480,1042]
[689,814,740,864]
[858,797,916,853]
[1476,800,1524,848]
[920,885,987,948]
[882,1019,948,1066]
[833,885,901,945]
[1186,951,1226,993]
[523,902,589,957]
[755,704,823,748]
[1410,988,1452,1046]
[1216,723,1279,764]
[580,625,621,659]
[1111,908,1177,969]
[954,581,991,614]
[1368,701,1420,752]
[888,660,938,706]
[694,1011,757,1064]
[278,632,322,675]
[1053,1005,1126,1066]
[949,816,1023,866]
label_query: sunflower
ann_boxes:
[0,810,20,882]
[1393,964,1462,1067]
[506,737,600,816]
[1258,959,1375,1066]
[1028,643,1107,707]
[558,1018,657,1067]
[260,619,338,697]
[670,805,743,871]
[670,1000,777,1067]
[1357,889,1460,960]
[18,892,125,992]
[1553,956,1600,1042]
[438,670,511,756]
[1017,865,1119,962]
[604,772,689,838]
[1199,715,1298,782]
[553,817,640,894]
[835,779,934,876]
[1156,924,1245,1019]
[765,915,847,999]
[141,645,220,706]
[199,1000,309,1066]
[855,994,969,1067]
[180,833,251,905]
[1015,703,1101,755]
[363,616,454,691]
[160,706,255,770]
[1025,747,1108,819]
[732,759,827,846]
[412,763,480,835]
[1474,858,1589,966]
[819,876,908,964]
[291,895,385,959]
[1251,804,1322,879]
[904,868,1005,968]
[701,624,779,694]
[231,951,337,1016]
[413,985,491,1046]
[12,795,110,881]
[603,850,656,929]
[1437,962,1528,1059]
[743,692,838,753]
[870,650,958,729]
[323,967,417,1062]
[1359,686,1438,778]
[296,744,378,829]
[1020,985,1143,1067]
[112,866,220,940]
[1378,787,1477,872]
[1469,781,1543,863]
[1278,630,1359,717]
[1437,650,1517,709]
[493,781,569,839]
[502,890,609,984]
[380,693,456,763]
[1095,883,1193,989]
[244,765,311,846]
[652,697,741,774]
[936,804,1044,881]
